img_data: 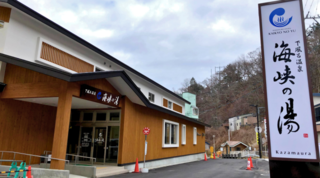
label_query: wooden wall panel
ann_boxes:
[173,103,183,113]
[163,98,168,107]
[40,42,94,73]
[119,97,205,165]
[4,64,64,85]
[3,64,120,99]
[0,7,11,23]
[0,99,56,165]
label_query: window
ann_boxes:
[193,127,197,145]
[193,108,199,115]
[109,112,120,121]
[95,67,103,72]
[181,124,186,145]
[315,107,320,122]
[148,92,155,103]
[96,113,106,121]
[163,119,179,148]
[168,101,172,109]
[83,113,93,121]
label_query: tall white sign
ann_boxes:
[259,0,319,161]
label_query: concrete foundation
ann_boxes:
[0,165,69,178]
[124,152,204,172]
[40,163,96,178]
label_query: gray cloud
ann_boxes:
[20,0,315,90]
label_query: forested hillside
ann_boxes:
[174,22,320,150]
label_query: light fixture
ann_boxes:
[0,82,6,92]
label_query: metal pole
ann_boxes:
[144,135,147,168]
[256,105,262,158]
[213,135,215,153]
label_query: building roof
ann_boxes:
[221,141,248,148]
[0,0,190,105]
[0,53,210,127]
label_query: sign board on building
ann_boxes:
[259,0,319,161]
[80,84,121,107]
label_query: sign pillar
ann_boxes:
[141,127,150,173]
[259,0,320,177]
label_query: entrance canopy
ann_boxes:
[0,53,210,127]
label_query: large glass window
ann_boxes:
[163,119,179,147]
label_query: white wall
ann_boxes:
[1,7,186,113]
[229,118,236,131]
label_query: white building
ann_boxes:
[228,114,253,131]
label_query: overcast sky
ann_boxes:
[20,0,316,91]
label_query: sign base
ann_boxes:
[140,168,149,173]
[269,160,320,178]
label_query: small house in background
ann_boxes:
[221,141,248,154]
[243,116,257,126]
[182,92,199,119]
[229,114,253,131]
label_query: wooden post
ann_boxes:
[50,84,73,170]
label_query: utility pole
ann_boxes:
[250,104,262,159]
[213,135,215,153]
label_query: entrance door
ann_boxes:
[80,127,93,160]
[106,126,120,163]
[93,127,107,162]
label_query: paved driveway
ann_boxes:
[106,158,270,178]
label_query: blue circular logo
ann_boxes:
[97,92,102,100]
[269,8,292,27]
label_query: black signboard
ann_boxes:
[80,84,121,107]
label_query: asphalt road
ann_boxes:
[106,158,270,178]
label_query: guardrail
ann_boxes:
[229,151,268,158]
[0,151,70,166]
[44,151,97,165]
